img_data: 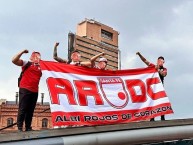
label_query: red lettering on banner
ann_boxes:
[146,78,167,100]
[47,77,166,106]
[74,80,104,106]
[47,78,77,105]
[125,79,147,103]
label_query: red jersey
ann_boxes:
[19,60,42,92]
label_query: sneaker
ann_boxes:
[150,118,155,121]
[25,127,34,131]
[18,129,23,132]
[161,115,165,121]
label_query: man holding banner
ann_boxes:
[53,42,91,67]
[136,52,167,121]
[90,52,108,70]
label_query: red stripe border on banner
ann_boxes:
[40,60,157,76]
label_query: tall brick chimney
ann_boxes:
[41,93,44,105]
[16,92,19,104]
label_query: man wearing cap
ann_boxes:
[53,42,91,67]
[90,52,108,70]
[136,52,167,121]
[12,50,42,131]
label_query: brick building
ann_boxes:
[0,93,52,133]
[68,18,120,70]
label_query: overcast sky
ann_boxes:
[0,0,193,120]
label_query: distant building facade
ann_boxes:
[0,93,52,133]
[68,18,120,70]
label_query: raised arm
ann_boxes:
[12,49,29,66]
[80,52,105,67]
[53,42,67,63]
[136,52,150,66]
[80,61,92,67]
[90,52,105,67]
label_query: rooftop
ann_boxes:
[1,118,193,145]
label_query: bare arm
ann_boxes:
[90,52,105,67]
[136,52,150,66]
[80,61,91,67]
[53,42,67,63]
[12,49,29,66]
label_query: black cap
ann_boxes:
[158,56,164,60]
[72,50,80,54]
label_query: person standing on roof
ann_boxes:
[90,52,108,70]
[136,52,167,121]
[53,42,91,67]
[12,50,42,131]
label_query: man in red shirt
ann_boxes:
[12,50,42,131]
[136,52,167,121]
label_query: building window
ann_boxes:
[100,41,117,49]
[101,29,113,40]
[42,118,48,128]
[7,118,14,127]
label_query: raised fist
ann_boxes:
[136,52,140,55]
[55,42,59,47]
[101,52,105,56]
[23,49,29,54]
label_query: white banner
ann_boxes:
[40,61,173,127]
